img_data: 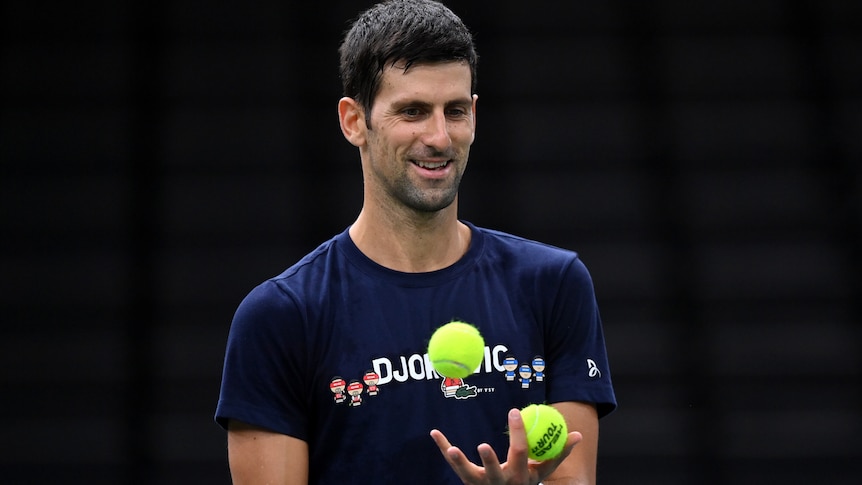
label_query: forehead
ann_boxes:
[376,61,473,102]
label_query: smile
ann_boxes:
[412,159,450,170]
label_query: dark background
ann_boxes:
[2,0,860,483]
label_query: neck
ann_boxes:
[349,203,471,273]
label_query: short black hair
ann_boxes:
[339,0,478,118]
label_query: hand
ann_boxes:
[430,408,583,485]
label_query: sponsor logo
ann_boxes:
[587,358,601,378]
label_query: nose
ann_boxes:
[420,111,451,151]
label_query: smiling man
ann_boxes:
[341,60,476,272]
[215,1,616,484]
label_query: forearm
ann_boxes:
[542,402,599,485]
[543,478,591,485]
[227,420,309,485]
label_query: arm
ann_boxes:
[227,420,309,485]
[543,401,599,485]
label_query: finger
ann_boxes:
[553,430,583,464]
[430,429,480,478]
[531,431,582,464]
[504,408,531,480]
[562,431,583,456]
[506,408,529,460]
[477,442,504,482]
[529,431,584,479]
[429,428,453,453]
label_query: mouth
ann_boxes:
[411,159,451,170]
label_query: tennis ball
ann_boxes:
[520,404,568,461]
[427,321,485,379]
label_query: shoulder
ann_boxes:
[236,230,350,320]
[478,226,573,254]
[273,232,345,282]
[259,228,358,296]
[472,224,582,267]
[469,223,595,289]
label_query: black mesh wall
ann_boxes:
[2,1,860,483]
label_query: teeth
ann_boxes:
[414,160,448,169]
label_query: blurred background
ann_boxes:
[1,0,860,483]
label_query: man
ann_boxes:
[215,1,616,484]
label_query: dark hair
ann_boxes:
[339,0,478,118]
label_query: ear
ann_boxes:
[471,94,478,134]
[338,97,367,147]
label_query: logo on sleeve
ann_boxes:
[586,359,602,379]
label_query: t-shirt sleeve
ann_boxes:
[214,279,311,440]
[545,256,617,418]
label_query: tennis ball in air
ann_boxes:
[520,404,568,461]
[427,321,485,379]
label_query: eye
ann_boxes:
[402,107,422,117]
[446,107,469,118]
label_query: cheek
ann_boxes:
[452,125,475,146]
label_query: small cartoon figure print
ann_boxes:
[441,377,464,398]
[363,370,380,396]
[347,380,364,407]
[440,377,478,399]
[330,376,347,404]
[503,355,519,381]
[531,356,546,382]
[518,364,533,389]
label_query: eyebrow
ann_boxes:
[390,97,473,109]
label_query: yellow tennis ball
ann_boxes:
[427,321,485,379]
[520,404,568,461]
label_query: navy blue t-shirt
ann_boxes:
[216,222,616,484]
